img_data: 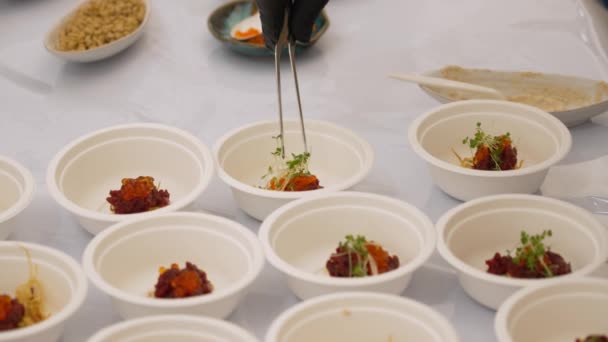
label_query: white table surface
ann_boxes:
[1,0,608,341]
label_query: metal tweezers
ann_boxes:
[274,5,307,159]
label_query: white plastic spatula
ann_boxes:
[389,73,507,100]
[231,12,262,40]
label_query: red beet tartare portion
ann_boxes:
[486,230,571,279]
[107,176,170,214]
[326,235,399,277]
[154,262,213,299]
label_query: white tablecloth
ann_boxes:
[1,0,608,341]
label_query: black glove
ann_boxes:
[256,0,328,50]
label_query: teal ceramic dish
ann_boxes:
[208,0,329,56]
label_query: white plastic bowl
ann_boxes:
[409,100,572,201]
[265,292,460,342]
[0,157,35,240]
[0,242,87,342]
[44,0,150,63]
[259,192,435,300]
[47,123,214,235]
[495,279,608,342]
[436,194,608,310]
[82,212,264,320]
[87,315,258,342]
[214,120,374,221]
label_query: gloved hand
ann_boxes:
[256,0,328,50]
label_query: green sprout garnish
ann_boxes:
[460,122,511,170]
[339,235,369,277]
[261,136,313,191]
[510,230,554,277]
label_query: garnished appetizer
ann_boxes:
[0,247,48,331]
[261,137,322,192]
[106,176,170,214]
[453,122,522,171]
[153,262,213,299]
[485,230,571,278]
[577,336,608,342]
[326,235,399,277]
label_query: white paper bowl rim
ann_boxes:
[87,314,258,341]
[46,123,214,223]
[0,242,88,341]
[408,100,572,178]
[435,194,608,287]
[43,0,151,57]
[0,156,35,224]
[494,278,608,342]
[82,212,265,308]
[259,192,436,287]
[213,119,374,200]
[265,291,460,342]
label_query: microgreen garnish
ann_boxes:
[271,135,283,158]
[339,235,369,277]
[461,122,510,170]
[339,235,369,257]
[453,122,522,171]
[260,136,313,191]
[510,230,554,277]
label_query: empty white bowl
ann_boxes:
[87,315,258,342]
[0,242,87,342]
[0,157,35,240]
[214,120,374,221]
[495,279,608,342]
[44,0,150,63]
[265,292,460,342]
[82,212,264,320]
[409,100,571,201]
[259,192,435,300]
[47,123,214,235]
[436,194,608,310]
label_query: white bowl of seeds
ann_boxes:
[44,0,150,63]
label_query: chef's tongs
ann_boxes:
[274,4,307,159]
